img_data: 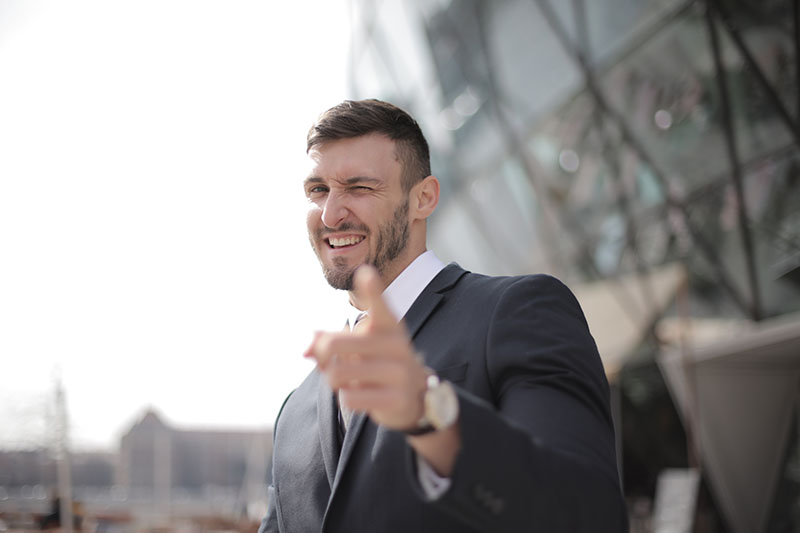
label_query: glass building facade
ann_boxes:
[344,0,800,530]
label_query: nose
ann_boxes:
[320,190,349,228]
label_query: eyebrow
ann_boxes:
[303,176,382,187]
[303,176,325,188]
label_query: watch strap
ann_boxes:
[400,372,439,436]
[401,421,437,436]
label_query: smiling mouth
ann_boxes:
[326,236,365,249]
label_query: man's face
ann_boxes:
[305,134,412,290]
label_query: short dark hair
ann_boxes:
[307,99,431,192]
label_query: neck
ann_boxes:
[347,247,427,310]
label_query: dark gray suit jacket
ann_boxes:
[261,264,627,532]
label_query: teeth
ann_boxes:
[329,236,364,248]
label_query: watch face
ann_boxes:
[426,381,459,429]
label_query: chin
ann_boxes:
[322,267,356,291]
[321,258,362,291]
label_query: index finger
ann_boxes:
[353,265,397,331]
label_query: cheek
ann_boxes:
[306,204,322,231]
[347,199,376,225]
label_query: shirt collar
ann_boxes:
[383,250,446,321]
[345,250,446,325]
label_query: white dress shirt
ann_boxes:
[344,250,452,499]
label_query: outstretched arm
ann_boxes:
[306,269,627,531]
[424,275,626,531]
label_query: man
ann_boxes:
[261,99,627,532]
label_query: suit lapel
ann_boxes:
[331,411,367,489]
[317,315,359,488]
[322,410,366,529]
[403,263,467,338]
[317,377,339,488]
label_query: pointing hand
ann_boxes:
[305,265,429,430]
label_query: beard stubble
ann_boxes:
[313,198,410,291]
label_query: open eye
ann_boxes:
[307,185,329,196]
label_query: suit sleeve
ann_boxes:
[258,485,279,533]
[418,275,628,531]
[259,390,295,533]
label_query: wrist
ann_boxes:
[400,372,459,436]
[407,421,461,477]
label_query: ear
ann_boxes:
[410,175,439,221]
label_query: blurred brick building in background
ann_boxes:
[0,409,271,532]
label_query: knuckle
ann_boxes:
[317,334,335,356]
[327,368,343,388]
[401,365,415,387]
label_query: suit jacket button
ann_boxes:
[472,484,488,506]
[491,498,505,515]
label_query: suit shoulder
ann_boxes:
[274,369,320,426]
[460,271,572,297]
[272,388,296,441]
[510,273,576,296]
[457,272,584,322]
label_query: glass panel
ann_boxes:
[717,0,798,122]
[487,1,582,123]
[673,147,800,318]
[429,193,505,275]
[525,90,672,278]
[709,14,796,166]
[424,0,483,103]
[467,174,534,275]
[586,0,687,64]
[746,150,800,316]
[599,10,732,191]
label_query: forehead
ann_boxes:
[306,134,402,182]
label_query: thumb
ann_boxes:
[353,265,395,331]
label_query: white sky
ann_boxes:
[0,0,353,450]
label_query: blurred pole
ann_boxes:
[795,0,800,122]
[609,381,624,490]
[154,428,171,524]
[705,1,762,322]
[711,0,800,146]
[572,0,659,319]
[55,378,74,533]
[676,273,700,471]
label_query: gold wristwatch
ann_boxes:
[402,373,459,436]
